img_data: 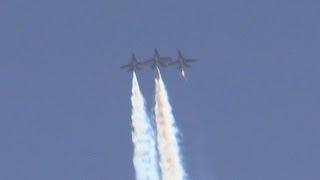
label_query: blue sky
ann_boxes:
[1,0,319,179]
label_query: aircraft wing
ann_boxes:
[142,59,157,68]
[126,68,134,72]
[185,59,197,63]
[159,57,173,66]
[168,61,179,66]
[159,57,172,62]
[143,59,154,64]
[120,64,131,69]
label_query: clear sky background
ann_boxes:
[1,0,319,179]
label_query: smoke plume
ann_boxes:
[131,72,160,180]
[154,69,186,180]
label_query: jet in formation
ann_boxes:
[169,50,197,79]
[144,49,173,69]
[121,49,197,78]
[120,53,144,72]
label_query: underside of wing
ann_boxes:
[168,61,179,66]
[185,58,197,63]
[160,57,172,62]
[120,64,131,69]
[159,57,173,66]
[142,59,154,66]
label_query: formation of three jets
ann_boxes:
[121,49,197,79]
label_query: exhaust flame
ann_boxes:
[181,69,186,80]
[131,72,160,180]
[154,68,186,180]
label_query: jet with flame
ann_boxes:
[169,50,197,79]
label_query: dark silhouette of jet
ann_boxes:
[169,50,197,79]
[144,49,173,69]
[120,53,144,72]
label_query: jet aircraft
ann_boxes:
[169,50,197,79]
[144,49,173,69]
[120,53,144,72]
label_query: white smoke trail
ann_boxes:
[131,72,160,180]
[154,69,186,180]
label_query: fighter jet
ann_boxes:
[144,49,173,69]
[169,50,197,79]
[120,53,144,72]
